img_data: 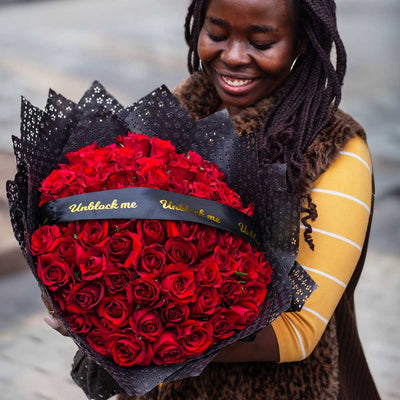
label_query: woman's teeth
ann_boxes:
[221,76,253,87]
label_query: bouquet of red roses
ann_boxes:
[7,82,314,396]
[31,132,272,367]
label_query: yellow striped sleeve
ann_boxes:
[272,136,372,362]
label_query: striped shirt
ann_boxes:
[271,136,373,362]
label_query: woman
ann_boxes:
[48,0,380,398]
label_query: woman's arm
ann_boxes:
[213,136,373,363]
[212,325,280,362]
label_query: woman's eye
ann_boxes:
[252,43,273,51]
[208,33,226,42]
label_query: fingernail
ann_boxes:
[44,315,59,329]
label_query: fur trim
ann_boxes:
[173,71,274,138]
[173,71,367,190]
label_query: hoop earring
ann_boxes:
[199,61,205,71]
[290,54,301,72]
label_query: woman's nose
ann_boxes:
[220,40,252,67]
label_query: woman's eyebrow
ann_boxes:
[206,17,279,34]
[251,24,279,34]
[208,16,227,27]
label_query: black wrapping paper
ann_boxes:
[6,81,315,396]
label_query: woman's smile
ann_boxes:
[218,73,258,94]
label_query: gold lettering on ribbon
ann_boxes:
[69,199,121,213]
[120,201,138,209]
[159,200,221,224]
[238,222,261,246]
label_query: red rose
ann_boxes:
[219,278,243,304]
[161,302,190,324]
[137,220,165,245]
[152,331,186,366]
[103,266,133,294]
[195,259,223,287]
[54,236,80,263]
[78,246,107,280]
[212,245,237,276]
[255,258,273,285]
[65,313,92,335]
[136,157,164,173]
[57,180,86,198]
[105,231,142,267]
[74,145,116,170]
[106,171,135,191]
[107,329,152,366]
[140,165,169,190]
[116,132,151,158]
[51,289,68,312]
[167,172,191,194]
[161,264,196,304]
[66,281,105,313]
[128,275,162,308]
[98,294,130,328]
[167,161,193,193]
[217,231,243,253]
[185,151,204,168]
[37,254,73,291]
[194,226,217,256]
[165,237,198,265]
[241,282,267,306]
[212,181,243,209]
[178,320,213,357]
[137,244,166,275]
[236,253,258,281]
[150,136,176,161]
[190,287,220,316]
[209,309,239,340]
[81,165,110,192]
[64,143,98,165]
[177,221,198,241]
[189,181,215,201]
[39,168,77,205]
[30,225,61,255]
[78,220,109,248]
[130,309,163,342]
[165,221,179,237]
[230,301,260,329]
[86,328,110,356]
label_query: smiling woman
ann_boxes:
[198,0,300,115]
[38,0,380,399]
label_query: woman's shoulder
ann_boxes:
[304,108,368,186]
[329,108,366,140]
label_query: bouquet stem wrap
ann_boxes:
[7,81,315,396]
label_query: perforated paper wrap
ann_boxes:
[6,81,316,397]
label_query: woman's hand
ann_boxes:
[212,325,279,363]
[40,284,69,337]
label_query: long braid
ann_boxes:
[184,0,346,249]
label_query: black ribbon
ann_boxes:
[41,187,263,249]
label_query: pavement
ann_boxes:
[0,0,399,399]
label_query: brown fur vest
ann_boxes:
[115,72,379,400]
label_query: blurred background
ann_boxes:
[0,0,399,399]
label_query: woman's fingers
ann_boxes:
[44,314,69,337]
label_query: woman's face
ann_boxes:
[198,0,299,116]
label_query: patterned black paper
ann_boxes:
[7,81,315,397]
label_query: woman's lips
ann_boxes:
[221,76,253,87]
[217,74,258,95]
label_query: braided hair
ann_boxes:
[184,0,347,250]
